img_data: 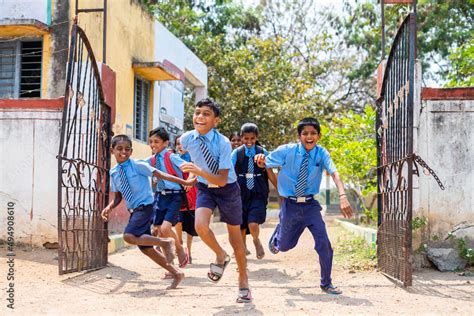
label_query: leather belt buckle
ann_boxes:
[208,183,219,188]
[245,173,253,179]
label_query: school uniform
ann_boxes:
[265,143,337,288]
[145,148,187,226]
[231,145,269,231]
[110,158,157,249]
[180,129,242,225]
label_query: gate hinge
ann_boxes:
[411,154,445,190]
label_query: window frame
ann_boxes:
[133,75,150,143]
[0,38,43,99]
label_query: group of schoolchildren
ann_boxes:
[101,98,353,303]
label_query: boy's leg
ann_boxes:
[306,200,336,290]
[248,222,264,259]
[139,247,184,289]
[227,224,249,289]
[175,222,184,245]
[160,220,188,266]
[194,207,227,263]
[123,233,175,263]
[270,199,306,252]
[186,234,193,262]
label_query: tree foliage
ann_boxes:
[330,0,474,85]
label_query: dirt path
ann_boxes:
[1,218,473,315]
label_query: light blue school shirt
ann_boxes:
[265,143,337,198]
[144,148,187,191]
[231,145,269,167]
[180,152,191,162]
[180,129,237,184]
[110,159,156,209]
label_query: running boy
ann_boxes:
[255,117,353,295]
[180,98,252,303]
[101,134,195,289]
[146,127,190,268]
[231,123,277,260]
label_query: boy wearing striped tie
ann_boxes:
[179,98,252,303]
[101,135,195,289]
[255,117,353,295]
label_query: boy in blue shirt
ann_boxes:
[180,98,252,303]
[255,117,353,295]
[145,127,190,269]
[101,134,195,289]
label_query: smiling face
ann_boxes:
[230,135,243,149]
[175,137,185,155]
[149,134,169,155]
[193,105,219,134]
[241,132,257,149]
[299,125,320,152]
[111,140,133,164]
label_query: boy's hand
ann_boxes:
[183,176,197,187]
[254,154,266,168]
[339,196,353,218]
[180,162,202,176]
[101,206,112,222]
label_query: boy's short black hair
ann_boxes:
[196,97,220,117]
[228,131,240,140]
[240,123,259,136]
[149,126,169,142]
[111,134,132,148]
[297,117,321,135]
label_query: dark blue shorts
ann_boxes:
[241,195,267,230]
[123,203,154,250]
[153,192,182,226]
[196,182,242,226]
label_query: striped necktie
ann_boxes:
[246,152,255,190]
[119,164,133,202]
[199,136,219,174]
[155,154,165,192]
[295,152,309,197]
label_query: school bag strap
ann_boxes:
[236,145,265,175]
[164,151,192,211]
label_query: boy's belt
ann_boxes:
[130,203,153,214]
[288,195,315,203]
[237,173,264,178]
[158,189,184,195]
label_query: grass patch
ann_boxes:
[332,224,377,271]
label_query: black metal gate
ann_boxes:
[376,13,416,286]
[57,23,111,274]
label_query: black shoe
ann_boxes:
[320,284,342,295]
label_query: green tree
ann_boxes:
[319,105,377,220]
[446,38,474,87]
[330,0,474,84]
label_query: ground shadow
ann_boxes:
[0,244,58,266]
[213,303,264,316]
[283,287,373,307]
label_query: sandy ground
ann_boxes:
[1,218,473,315]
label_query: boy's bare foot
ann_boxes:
[177,248,190,268]
[253,238,265,260]
[162,238,176,263]
[166,271,185,290]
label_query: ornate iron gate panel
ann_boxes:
[57,23,111,274]
[376,13,416,286]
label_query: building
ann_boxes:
[0,0,207,246]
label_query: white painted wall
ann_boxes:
[0,0,49,24]
[153,21,207,89]
[0,109,61,246]
[415,97,474,237]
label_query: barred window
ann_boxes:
[0,40,42,99]
[134,77,150,142]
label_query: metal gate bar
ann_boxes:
[376,13,416,286]
[57,23,111,275]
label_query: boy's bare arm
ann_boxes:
[180,162,228,187]
[101,192,122,221]
[266,168,278,189]
[331,172,353,218]
[153,169,196,187]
